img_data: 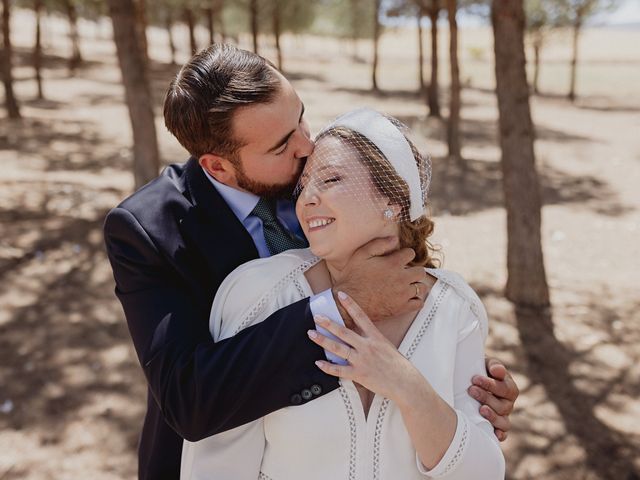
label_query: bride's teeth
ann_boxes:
[309,218,334,228]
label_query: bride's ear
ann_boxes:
[383,201,402,221]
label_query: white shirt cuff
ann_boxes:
[309,289,348,365]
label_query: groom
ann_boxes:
[104,43,518,479]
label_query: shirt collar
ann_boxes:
[201,167,259,222]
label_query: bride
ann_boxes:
[180,108,506,479]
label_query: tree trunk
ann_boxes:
[107,0,160,189]
[568,13,581,102]
[371,0,381,92]
[491,0,549,307]
[427,2,440,117]
[216,0,226,41]
[34,0,44,100]
[135,0,148,62]
[350,0,360,61]
[250,0,258,53]
[1,0,20,118]
[184,7,197,55]
[272,0,283,71]
[446,0,461,163]
[417,8,424,92]
[65,0,82,72]
[165,11,177,65]
[205,7,215,45]
[532,35,541,95]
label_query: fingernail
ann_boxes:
[315,360,324,367]
[469,387,480,399]
[307,329,318,339]
[314,315,328,325]
[337,291,348,300]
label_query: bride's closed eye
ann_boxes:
[323,176,341,184]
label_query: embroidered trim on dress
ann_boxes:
[373,283,449,479]
[339,385,358,480]
[234,256,320,334]
[426,269,488,339]
[258,472,274,480]
[372,398,391,480]
[405,283,450,359]
[442,414,470,475]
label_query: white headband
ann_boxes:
[323,108,425,221]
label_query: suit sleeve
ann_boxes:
[103,207,339,442]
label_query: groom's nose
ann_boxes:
[293,129,314,159]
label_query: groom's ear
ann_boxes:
[199,153,238,186]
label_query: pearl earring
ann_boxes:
[383,209,394,220]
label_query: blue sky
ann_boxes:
[591,0,640,26]
[447,0,640,28]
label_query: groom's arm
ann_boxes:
[104,207,339,441]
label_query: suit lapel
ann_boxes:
[180,158,259,288]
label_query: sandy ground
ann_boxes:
[1,9,639,479]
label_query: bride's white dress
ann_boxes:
[180,248,505,479]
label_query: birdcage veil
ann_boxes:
[294,108,431,223]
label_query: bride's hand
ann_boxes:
[307,291,424,402]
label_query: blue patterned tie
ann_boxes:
[251,198,308,255]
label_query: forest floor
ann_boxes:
[1,9,639,480]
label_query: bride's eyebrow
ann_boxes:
[300,162,343,183]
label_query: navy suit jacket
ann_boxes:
[103,157,339,479]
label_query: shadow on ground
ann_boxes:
[474,284,640,480]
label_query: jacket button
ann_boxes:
[301,389,313,401]
[290,393,302,405]
[310,384,322,396]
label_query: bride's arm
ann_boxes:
[399,319,505,478]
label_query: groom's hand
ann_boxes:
[468,357,519,441]
[331,236,427,325]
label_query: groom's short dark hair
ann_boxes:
[164,43,281,159]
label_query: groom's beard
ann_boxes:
[235,159,305,200]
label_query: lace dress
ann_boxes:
[180,248,505,479]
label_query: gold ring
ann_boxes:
[345,348,352,362]
[414,282,420,299]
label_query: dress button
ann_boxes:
[301,389,313,401]
[290,393,302,405]
[310,384,322,396]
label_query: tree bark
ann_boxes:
[371,0,381,92]
[165,10,177,65]
[205,7,215,45]
[350,0,360,61]
[135,0,148,62]
[446,0,461,163]
[184,7,197,55]
[568,12,581,102]
[1,0,20,118]
[250,0,259,53]
[427,1,440,117]
[532,35,541,95]
[491,0,549,307]
[34,0,44,100]
[216,0,226,41]
[417,8,424,92]
[107,0,160,189]
[272,0,283,71]
[65,0,82,72]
